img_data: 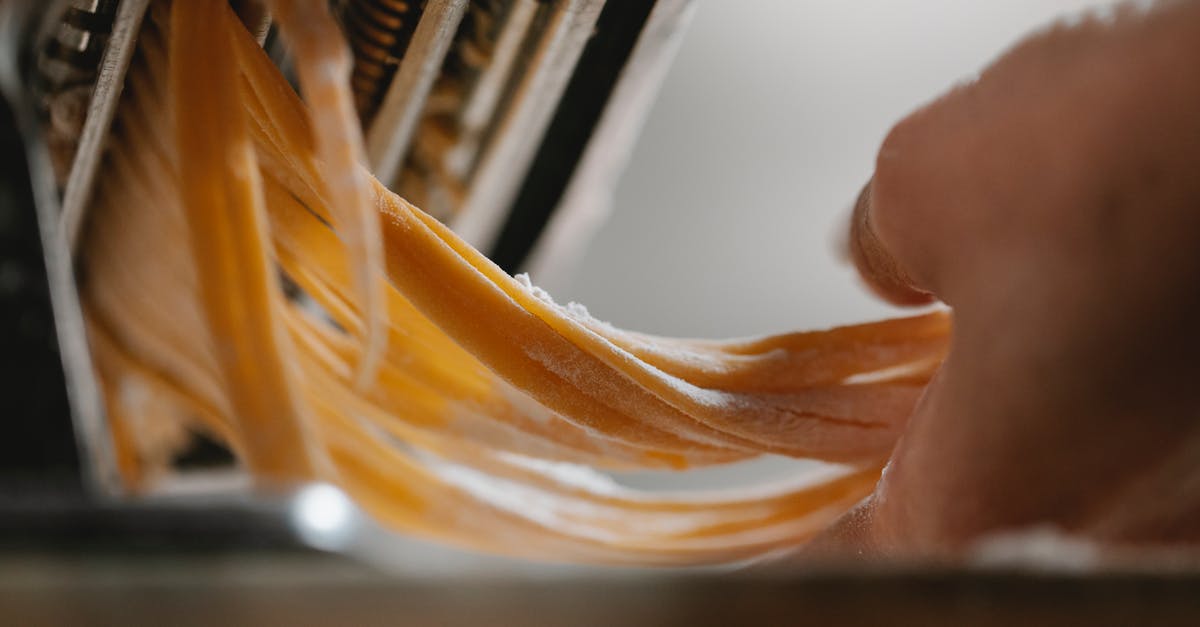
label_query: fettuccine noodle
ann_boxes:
[80,0,950,565]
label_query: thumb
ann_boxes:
[848,179,935,307]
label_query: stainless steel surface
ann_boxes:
[1,0,121,496]
[525,0,695,287]
[343,0,425,123]
[448,0,604,250]
[59,0,148,252]
[365,0,469,181]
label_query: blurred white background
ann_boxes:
[547,0,1119,339]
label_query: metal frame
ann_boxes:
[523,0,697,287]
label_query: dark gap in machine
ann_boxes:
[489,0,657,272]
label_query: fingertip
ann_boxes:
[849,180,937,307]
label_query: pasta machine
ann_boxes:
[0,0,694,560]
[1,0,693,489]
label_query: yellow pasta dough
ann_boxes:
[81,0,950,564]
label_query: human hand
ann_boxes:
[826,0,1200,557]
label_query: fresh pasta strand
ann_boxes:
[79,0,951,565]
[268,0,391,392]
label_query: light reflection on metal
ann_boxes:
[291,483,360,551]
